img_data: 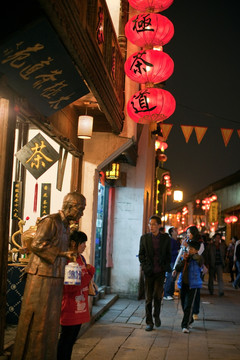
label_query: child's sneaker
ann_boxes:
[182,328,189,333]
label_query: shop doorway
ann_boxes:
[94,180,109,286]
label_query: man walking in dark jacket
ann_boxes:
[139,215,171,331]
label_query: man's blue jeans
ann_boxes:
[164,262,175,297]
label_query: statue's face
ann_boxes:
[66,198,86,221]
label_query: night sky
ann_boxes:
[159,0,240,207]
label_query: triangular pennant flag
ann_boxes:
[181,125,194,143]
[160,123,173,141]
[195,126,208,144]
[220,128,233,147]
[237,129,240,138]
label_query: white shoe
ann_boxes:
[163,296,173,300]
[182,328,189,333]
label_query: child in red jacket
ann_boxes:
[57,231,95,360]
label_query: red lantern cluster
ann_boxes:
[224,215,238,224]
[125,0,175,126]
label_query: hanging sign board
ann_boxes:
[209,202,219,223]
[0,18,89,116]
[11,181,22,220]
[40,183,51,217]
[15,133,59,179]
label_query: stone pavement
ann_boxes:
[72,276,240,360]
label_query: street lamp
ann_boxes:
[173,189,183,202]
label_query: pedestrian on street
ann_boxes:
[11,192,86,360]
[226,236,237,283]
[206,233,226,296]
[175,240,203,333]
[163,227,180,301]
[186,226,205,321]
[138,215,171,331]
[232,238,240,289]
[57,231,95,360]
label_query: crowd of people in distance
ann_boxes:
[138,216,240,334]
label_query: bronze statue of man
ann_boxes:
[11,192,86,360]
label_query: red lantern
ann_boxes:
[127,88,176,124]
[158,153,167,162]
[125,50,174,84]
[125,13,174,48]
[230,215,238,223]
[128,0,174,12]
[224,217,231,224]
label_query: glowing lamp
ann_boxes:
[196,199,201,204]
[158,153,167,162]
[127,88,176,124]
[173,190,183,202]
[230,216,238,223]
[125,50,174,85]
[163,174,170,180]
[125,13,174,48]
[128,0,174,12]
[201,222,205,227]
[155,139,168,151]
[224,217,231,224]
[106,163,120,180]
[77,115,93,139]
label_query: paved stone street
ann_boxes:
[72,276,240,360]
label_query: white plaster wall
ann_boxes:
[216,183,240,211]
[111,164,144,296]
[106,0,120,35]
[111,125,156,296]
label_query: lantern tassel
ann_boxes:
[33,182,38,212]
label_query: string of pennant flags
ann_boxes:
[156,123,240,147]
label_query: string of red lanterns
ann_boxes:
[224,215,238,224]
[125,0,175,125]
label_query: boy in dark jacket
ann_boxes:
[174,240,203,333]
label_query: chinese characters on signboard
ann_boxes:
[40,183,51,217]
[11,181,22,220]
[15,133,59,179]
[209,202,219,223]
[0,18,89,116]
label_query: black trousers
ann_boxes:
[180,283,198,329]
[57,324,82,360]
[144,272,165,325]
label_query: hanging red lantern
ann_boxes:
[224,217,231,224]
[128,0,174,12]
[125,13,174,48]
[230,215,238,223]
[158,153,167,162]
[125,50,174,85]
[127,87,176,124]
